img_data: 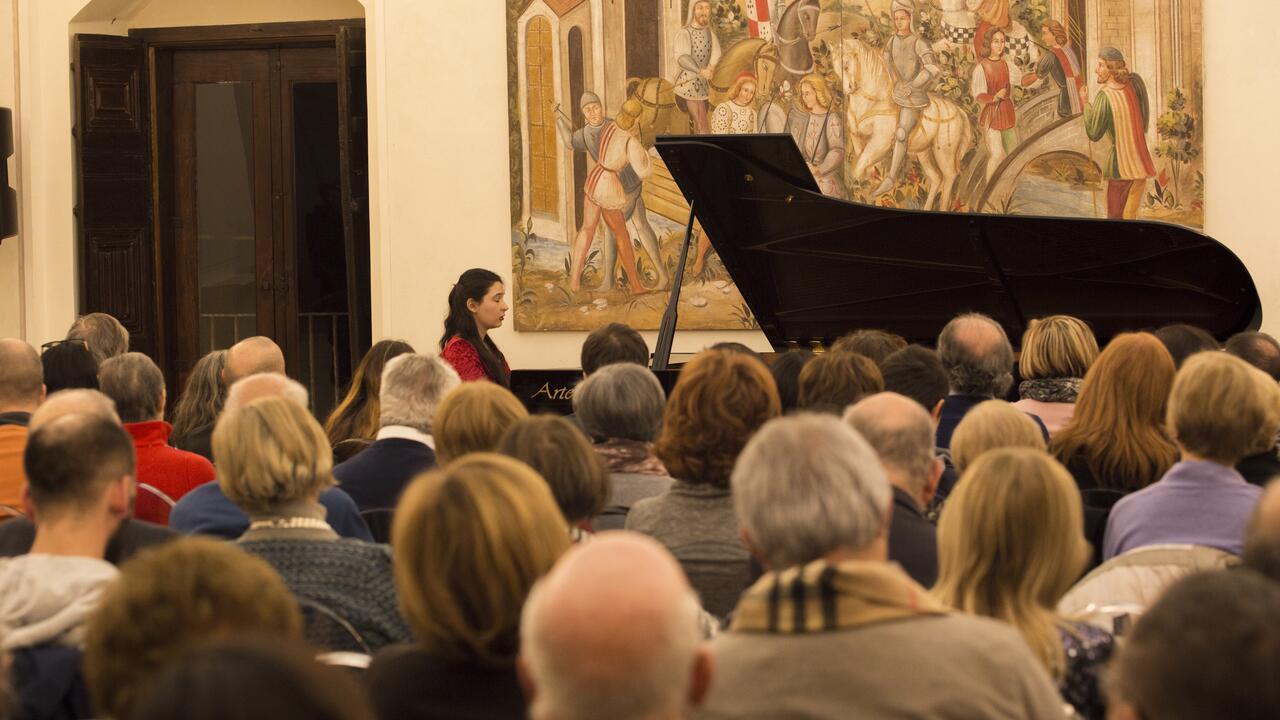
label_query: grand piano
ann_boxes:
[511,134,1260,413]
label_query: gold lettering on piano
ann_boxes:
[531,382,575,401]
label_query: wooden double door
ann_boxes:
[74,24,370,416]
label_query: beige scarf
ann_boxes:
[732,559,947,634]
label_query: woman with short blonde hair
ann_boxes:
[369,454,569,718]
[433,382,529,463]
[1051,333,1178,492]
[1014,315,1099,435]
[215,396,411,652]
[934,448,1112,720]
[949,399,1046,474]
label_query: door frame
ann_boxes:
[134,19,364,394]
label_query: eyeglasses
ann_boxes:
[41,339,89,352]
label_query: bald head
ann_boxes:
[223,336,285,386]
[844,392,939,500]
[0,338,43,411]
[1244,480,1280,583]
[521,532,710,720]
[223,372,309,415]
[29,389,120,432]
[937,313,1014,397]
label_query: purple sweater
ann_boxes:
[1103,460,1262,559]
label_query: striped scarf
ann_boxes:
[731,559,947,634]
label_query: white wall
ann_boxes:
[0,0,22,337]
[2,0,1276,370]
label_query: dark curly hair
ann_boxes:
[654,349,780,488]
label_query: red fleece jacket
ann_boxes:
[125,421,216,525]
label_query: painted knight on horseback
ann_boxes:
[873,0,941,198]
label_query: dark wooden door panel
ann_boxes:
[337,26,371,361]
[74,35,157,359]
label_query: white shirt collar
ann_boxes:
[376,425,435,450]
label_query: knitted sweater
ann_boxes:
[237,538,412,651]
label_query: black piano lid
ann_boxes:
[654,134,1261,349]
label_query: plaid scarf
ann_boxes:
[732,559,947,634]
[593,438,669,476]
[1018,377,1082,404]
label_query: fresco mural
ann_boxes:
[506,0,1204,331]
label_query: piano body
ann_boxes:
[512,134,1260,414]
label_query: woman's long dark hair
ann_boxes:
[440,269,510,386]
[324,339,415,444]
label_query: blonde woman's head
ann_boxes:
[213,395,334,515]
[392,454,570,662]
[934,447,1088,678]
[1019,315,1099,380]
[433,382,529,463]
[1169,352,1280,463]
[949,400,1046,474]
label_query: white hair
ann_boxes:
[521,580,704,720]
[844,392,936,496]
[379,353,460,434]
[223,372,309,414]
[732,413,892,570]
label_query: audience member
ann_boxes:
[131,637,378,720]
[520,533,712,720]
[844,393,943,586]
[27,388,118,431]
[1243,480,1280,582]
[796,351,883,414]
[1,414,135,719]
[1104,352,1275,559]
[1106,570,1280,720]
[98,352,215,524]
[700,414,1065,718]
[936,313,1046,450]
[368,454,569,719]
[224,335,287,386]
[626,349,780,619]
[499,415,610,542]
[1235,363,1280,486]
[432,381,528,463]
[439,268,511,385]
[39,340,98,394]
[83,537,304,720]
[168,374,372,541]
[1051,332,1178,492]
[66,312,129,364]
[1225,330,1280,380]
[580,322,648,375]
[573,363,673,530]
[935,448,1112,719]
[333,353,458,511]
[219,395,410,651]
[1153,322,1218,367]
[0,389,177,565]
[949,399,1047,475]
[1013,315,1099,435]
[830,328,907,365]
[879,344,949,417]
[169,335,291,461]
[0,339,42,510]
[767,348,814,413]
[169,349,226,458]
[324,339,415,454]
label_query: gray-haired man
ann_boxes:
[698,414,1065,719]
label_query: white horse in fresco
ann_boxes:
[840,38,972,211]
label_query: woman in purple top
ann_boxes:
[1104,352,1278,559]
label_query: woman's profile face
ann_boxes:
[468,281,508,332]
